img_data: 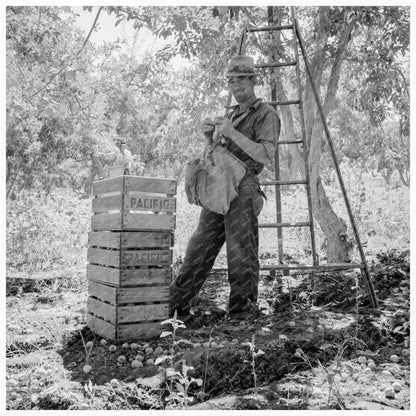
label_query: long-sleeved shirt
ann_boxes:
[222,98,281,174]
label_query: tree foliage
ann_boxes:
[6,6,101,194]
[6,5,409,262]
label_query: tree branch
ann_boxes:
[76,6,104,58]
[29,6,103,99]
[308,20,355,182]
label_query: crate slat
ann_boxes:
[89,281,117,304]
[92,194,123,213]
[120,231,173,248]
[88,297,169,324]
[93,176,124,195]
[118,303,169,323]
[117,285,169,303]
[91,213,122,231]
[124,176,177,195]
[89,281,170,304]
[123,213,175,231]
[88,231,121,248]
[88,231,173,249]
[87,264,172,286]
[88,297,117,323]
[87,313,117,340]
[121,249,172,267]
[124,193,176,213]
[87,314,164,341]
[88,248,120,268]
[91,213,175,231]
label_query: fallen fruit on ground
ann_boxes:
[392,381,401,392]
[390,354,399,363]
[110,379,119,388]
[83,365,92,374]
[131,360,143,368]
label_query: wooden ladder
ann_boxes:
[223,6,378,309]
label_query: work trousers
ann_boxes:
[170,174,264,313]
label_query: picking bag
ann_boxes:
[185,144,247,215]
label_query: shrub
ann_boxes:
[6,189,90,275]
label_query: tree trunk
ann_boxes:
[306,18,355,262]
[271,7,356,263]
[398,168,409,187]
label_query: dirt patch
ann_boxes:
[6,250,411,410]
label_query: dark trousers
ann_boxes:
[171,175,264,313]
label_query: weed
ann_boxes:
[43,318,72,350]
[317,356,352,409]
[79,331,95,365]
[164,360,203,408]
[155,310,203,408]
[242,334,265,389]
[293,345,314,369]
[202,327,213,396]
[83,380,96,409]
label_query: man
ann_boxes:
[171,55,281,317]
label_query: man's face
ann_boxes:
[227,76,255,103]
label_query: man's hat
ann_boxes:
[226,55,257,77]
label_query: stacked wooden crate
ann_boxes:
[86,175,177,341]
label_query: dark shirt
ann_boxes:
[222,98,281,174]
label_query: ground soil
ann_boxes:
[5,251,411,411]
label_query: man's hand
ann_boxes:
[213,116,235,138]
[201,117,215,140]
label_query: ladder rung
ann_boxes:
[212,263,365,272]
[265,100,300,106]
[260,263,365,271]
[260,180,307,186]
[259,222,311,228]
[247,24,293,33]
[255,61,296,69]
[277,140,303,145]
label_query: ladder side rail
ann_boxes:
[290,8,318,267]
[293,17,378,308]
[267,7,285,268]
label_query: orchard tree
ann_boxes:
[6,6,102,195]
[267,6,409,261]
[6,6,137,195]
[103,5,409,262]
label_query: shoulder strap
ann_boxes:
[206,107,253,167]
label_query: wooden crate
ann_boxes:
[87,314,165,341]
[87,281,170,341]
[88,280,170,304]
[87,264,171,287]
[87,282,170,338]
[91,175,177,231]
[86,175,177,341]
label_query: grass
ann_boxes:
[5,171,410,289]
[174,172,410,265]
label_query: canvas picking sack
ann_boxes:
[185,144,247,215]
